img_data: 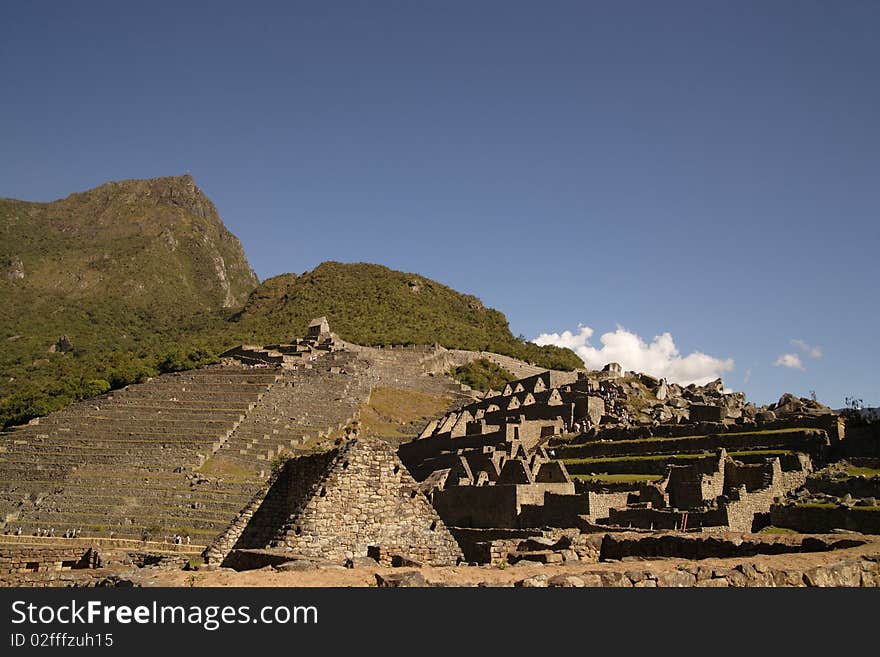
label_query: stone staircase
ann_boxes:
[203,351,373,476]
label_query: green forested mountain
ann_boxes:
[0,175,259,426]
[0,176,581,427]
[232,262,581,372]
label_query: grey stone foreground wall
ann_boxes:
[519,555,880,587]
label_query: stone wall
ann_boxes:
[584,490,632,521]
[806,476,880,499]
[227,451,338,558]
[724,485,778,532]
[432,482,575,529]
[520,493,590,528]
[0,545,99,575]
[598,532,865,561]
[607,506,728,531]
[515,554,880,587]
[770,504,880,534]
[842,424,880,458]
[448,528,544,563]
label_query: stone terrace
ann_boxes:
[0,336,478,554]
[203,351,375,477]
[0,366,280,544]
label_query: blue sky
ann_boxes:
[1,1,877,407]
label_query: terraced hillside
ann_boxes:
[201,351,374,478]
[551,427,830,484]
[0,340,479,548]
[0,366,280,544]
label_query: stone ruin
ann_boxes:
[398,364,876,565]
[219,316,342,369]
[204,437,462,567]
[1,315,877,586]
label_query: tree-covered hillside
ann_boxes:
[0,178,582,428]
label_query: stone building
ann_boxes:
[307,316,332,343]
[430,447,575,528]
[220,317,340,368]
[206,438,463,566]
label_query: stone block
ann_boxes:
[548,575,585,587]
[345,556,379,569]
[597,571,632,587]
[375,571,427,587]
[273,560,317,572]
[656,570,696,587]
[515,574,548,588]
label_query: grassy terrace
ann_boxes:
[556,427,822,450]
[571,473,663,484]
[197,459,263,478]
[844,466,880,478]
[0,474,261,487]
[559,449,795,465]
[356,387,453,440]
[728,449,797,457]
[796,502,880,509]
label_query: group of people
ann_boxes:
[7,527,81,538]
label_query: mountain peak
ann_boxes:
[62,174,218,221]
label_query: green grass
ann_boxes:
[571,473,663,483]
[558,449,797,465]
[758,526,800,535]
[357,387,454,439]
[561,453,713,465]
[196,458,259,479]
[845,466,880,477]
[727,450,796,457]
[557,428,822,450]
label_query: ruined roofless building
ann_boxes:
[308,316,332,343]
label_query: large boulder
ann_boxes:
[375,571,428,587]
[655,380,668,401]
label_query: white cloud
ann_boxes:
[533,324,734,386]
[791,339,822,360]
[774,353,805,370]
[743,368,752,385]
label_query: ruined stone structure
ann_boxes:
[400,366,852,544]
[0,318,474,572]
[1,315,875,586]
[204,438,462,566]
[431,446,575,528]
[219,315,342,369]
